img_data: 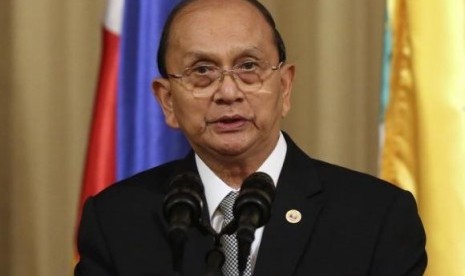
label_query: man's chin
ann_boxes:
[213,144,248,157]
[206,139,254,158]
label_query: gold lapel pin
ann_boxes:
[285,209,302,224]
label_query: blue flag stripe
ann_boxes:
[117,0,189,180]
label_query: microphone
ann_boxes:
[163,172,204,274]
[234,172,275,275]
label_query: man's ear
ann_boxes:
[152,78,180,128]
[280,63,295,118]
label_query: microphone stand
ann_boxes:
[166,208,191,276]
[204,235,225,276]
[174,218,255,276]
[201,222,225,276]
[236,207,259,275]
[168,215,256,276]
[237,235,253,276]
[169,236,185,276]
[204,219,256,276]
[168,219,224,276]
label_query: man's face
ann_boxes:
[154,0,294,162]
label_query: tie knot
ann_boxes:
[219,191,238,222]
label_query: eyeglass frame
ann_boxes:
[165,60,284,96]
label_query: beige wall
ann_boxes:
[0,0,384,275]
[264,0,384,172]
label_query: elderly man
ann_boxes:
[75,0,427,275]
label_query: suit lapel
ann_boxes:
[254,136,327,276]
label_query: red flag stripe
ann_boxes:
[79,29,119,206]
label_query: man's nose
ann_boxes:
[213,73,244,104]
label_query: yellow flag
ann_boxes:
[381,0,465,275]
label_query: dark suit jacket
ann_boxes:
[75,135,427,275]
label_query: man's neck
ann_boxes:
[198,153,267,189]
[195,133,281,189]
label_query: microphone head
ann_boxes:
[163,172,204,227]
[234,172,275,227]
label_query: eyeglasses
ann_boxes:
[167,60,283,98]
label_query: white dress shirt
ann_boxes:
[195,132,287,270]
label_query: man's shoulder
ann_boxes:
[311,158,404,196]
[92,158,187,204]
[284,135,411,205]
[304,157,419,217]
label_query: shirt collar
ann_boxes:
[195,132,287,220]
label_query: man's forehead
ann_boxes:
[170,0,273,41]
[168,1,274,48]
[158,0,282,73]
[181,47,266,61]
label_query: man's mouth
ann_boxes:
[209,115,249,131]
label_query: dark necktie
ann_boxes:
[219,191,252,276]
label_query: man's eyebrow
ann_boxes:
[182,51,215,62]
